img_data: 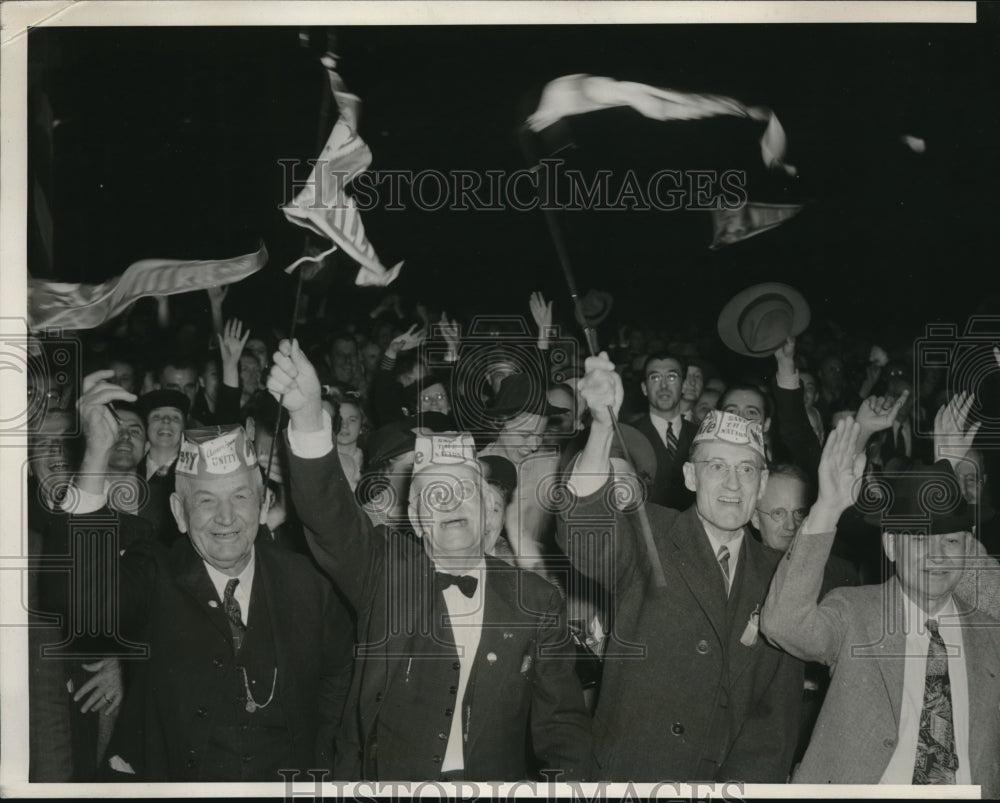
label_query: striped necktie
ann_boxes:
[912,619,958,784]
[717,544,731,596]
[223,578,246,652]
[665,421,678,462]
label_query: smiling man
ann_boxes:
[269,338,591,782]
[558,352,803,782]
[103,422,353,781]
[761,399,1000,793]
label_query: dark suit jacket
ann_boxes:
[557,490,803,782]
[286,442,592,781]
[633,413,696,510]
[763,528,1000,793]
[109,532,353,781]
[770,383,822,476]
[134,455,180,545]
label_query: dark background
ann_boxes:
[26,14,1000,334]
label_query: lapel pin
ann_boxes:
[487,652,497,665]
[208,600,219,608]
[503,631,513,640]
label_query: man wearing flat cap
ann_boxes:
[269,338,592,782]
[558,352,803,782]
[762,393,1000,792]
[68,372,355,781]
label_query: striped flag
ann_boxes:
[27,242,268,331]
[283,53,402,287]
[528,74,797,176]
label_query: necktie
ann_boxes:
[912,620,958,784]
[223,578,246,651]
[435,571,478,598]
[717,545,731,596]
[665,421,678,462]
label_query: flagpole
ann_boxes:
[517,125,667,589]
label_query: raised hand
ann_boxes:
[813,416,867,521]
[578,351,623,427]
[934,390,981,468]
[438,312,460,358]
[856,391,908,438]
[773,335,796,369]
[267,339,323,432]
[218,318,250,367]
[77,370,137,458]
[205,284,229,307]
[529,291,553,332]
[386,324,426,358]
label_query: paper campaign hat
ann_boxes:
[693,410,766,460]
[176,424,258,478]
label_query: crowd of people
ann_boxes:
[23,278,1000,791]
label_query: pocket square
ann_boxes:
[519,655,533,675]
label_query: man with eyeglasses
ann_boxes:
[559,352,803,782]
[633,352,696,510]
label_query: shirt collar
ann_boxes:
[899,584,957,635]
[203,546,256,603]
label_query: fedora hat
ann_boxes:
[575,289,614,328]
[717,282,811,357]
[862,468,973,534]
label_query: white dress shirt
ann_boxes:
[890,421,913,458]
[288,410,487,772]
[879,593,970,784]
[203,548,256,626]
[437,559,485,772]
[648,412,683,451]
[703,527,744,594]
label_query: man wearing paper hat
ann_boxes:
[762,394,1000,792]
[270,338,592,781]
[556,351,802,782]
[88,412,354,781]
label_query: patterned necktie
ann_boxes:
[665,421,678,462]
[717,545,731,596]
[223,578,246,652]
[912,619,958,784]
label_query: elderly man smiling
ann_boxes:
[69,372,354,781]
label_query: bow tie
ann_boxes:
[434,571,478,598]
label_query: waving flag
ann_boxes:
[27,242,268,331]
[283,52,402,287]
[528,74,797,176]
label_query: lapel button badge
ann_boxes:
[487,652,497,665]
[208,600,219,608]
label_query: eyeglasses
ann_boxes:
[421,392,447,403]
[757,507,809,526]
[691,460,761,483]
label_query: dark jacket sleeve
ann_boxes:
[285,435,380,610]
[771,383,821,476]
[372,355,405,428]
[530,582,594,781]
[555,471,643,593]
